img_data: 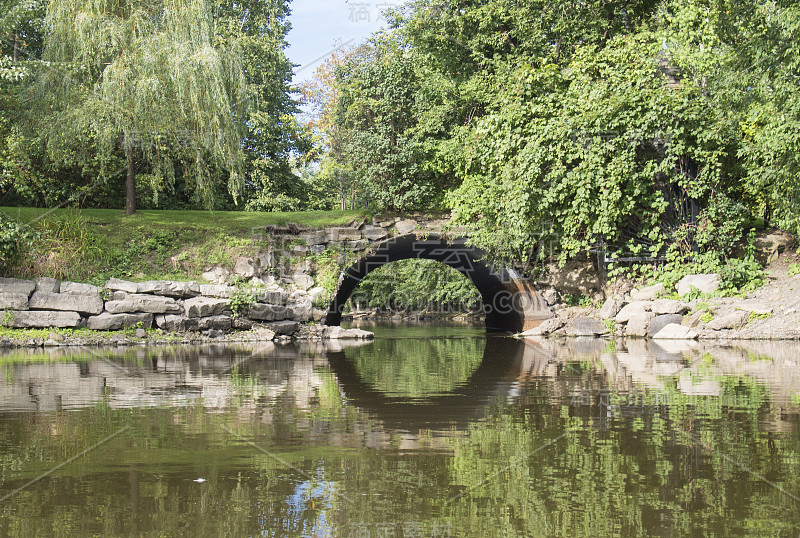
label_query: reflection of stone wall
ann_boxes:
[523,337,800,420]
[0,344,330,413]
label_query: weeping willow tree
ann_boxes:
[38,0,246,213]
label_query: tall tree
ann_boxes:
[214,0,313,212]
[37,0,247,214]
[308,34,450,212]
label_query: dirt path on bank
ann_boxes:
[700,252,800,340]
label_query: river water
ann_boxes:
[0,323,799,537]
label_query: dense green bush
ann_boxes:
[694,195,749,259]
[0,211,36,274]
[350,259,481,314]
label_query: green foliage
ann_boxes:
[1,308,12,327]
[350,259,481,314]
[297,0,800,272]
[718,258,763,291]
[789,263,800,276]
[564,294,593,308]
[228,285,256,318]
[746,311,772,325]
[694,196,749,258]
[25,210,102,280]
[700,311,714,324]
[310,249,346,308]
[308,34,451,212]
[214,0,310,212]
[32,0,248,211]
[0,209,36,273]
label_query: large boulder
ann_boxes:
[105,294,182,314]
[707,310,749,330]
[184,297,229,318]
[325,326,374,339]
[292,274,314,291]
[257,250,276,270]
[676,274,720,297]
[34,277,60,293]
[28,291,103,315]
[198,284,236,298]
[234,257,260,279]
[394,219,418,235]
[8,310,81,328]
[751,230,793,264]
[201,266,233,285]
[155,315,232,331]
[651,324,699,340]
[155,315,198,332]
[651,299,690,315]
[324,227,362,241]
[625,312,656,337]
[630,283,664,301]
[87,312,153,331]
[360,225,388,241]
[0,293,28,310]
[599,298,623,319]
[288,299,313,322]
[648,314,684,337]
[0,277,35,296]
[300,230,327,246]
[519,318,565,337]
[137,280,200,298]
[60,281,101,295]
[566,317,609,337]
[247,303,288,321]
[105,278,139,294]
[615,301,651,323]
[197,315,232,331]
[264,320,301,335]
[257,289,288,305]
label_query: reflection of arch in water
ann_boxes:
[325,337,553,431]
[325,234,552,332]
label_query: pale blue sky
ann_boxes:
[286,0,399,83]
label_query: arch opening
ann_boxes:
[344,258,484,321]
[325,234,551,332]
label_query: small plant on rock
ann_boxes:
[229,286,256,318]
[1,308,13,328]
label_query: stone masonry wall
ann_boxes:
[199,215,450,288]
[0,276,312,336]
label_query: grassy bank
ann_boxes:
[2,207,366,284]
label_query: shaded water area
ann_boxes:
[0,323,799,536]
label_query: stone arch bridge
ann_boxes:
[291,216,552,332]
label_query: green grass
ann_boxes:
[2,207,365,236]
[1,207,367,283]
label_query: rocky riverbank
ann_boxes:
[0,275,374,347]
[523,254,800,341]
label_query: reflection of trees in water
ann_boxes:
[345,337,485,399]
[1,340,800,535]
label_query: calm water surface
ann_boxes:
[0,323,799,536]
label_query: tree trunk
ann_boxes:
[125,146,136,215]
[13,34,19,62]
